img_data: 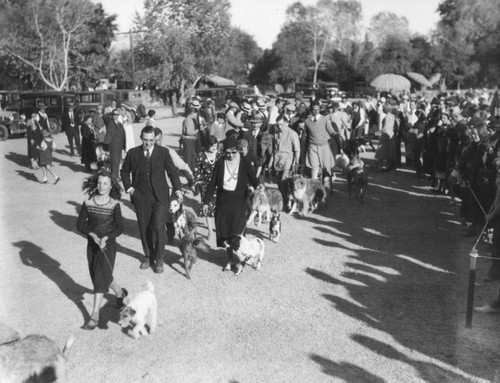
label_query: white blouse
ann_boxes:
[223,156,240,191]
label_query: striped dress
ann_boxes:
[77,197,123,293]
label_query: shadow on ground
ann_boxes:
[303,167,497,381]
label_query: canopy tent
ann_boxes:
[406,72,432,87]
[194,75,235,88]
[370,74,411,92]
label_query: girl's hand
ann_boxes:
[100,236,108,249]
[89,233,100,244]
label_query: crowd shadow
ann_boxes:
[14,240,97,324]
[16,170,39,183]
[4,152,28,168]
[309,353,385,383]
[304,167,494,380]
[52,155,85,172]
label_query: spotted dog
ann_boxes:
[224,234,266,275]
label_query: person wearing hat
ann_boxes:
[201,135,260,272]
[274,114,300,205]
[103,108,126,180]
[61,103,81,157]
[37,102,50,131]
[181,106,202,172]
[203,98,216,127]
[304,101,338,187]
[240,109,268,179]
[268,98,284,127]
[225,101,244,131]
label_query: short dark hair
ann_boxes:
[216,112,225,120]
[141,126,155,137]
[204,135,218,150]
[153,127,162,137]
[147,109,156,118]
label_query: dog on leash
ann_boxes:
[269,213,281,243]
[247,184,283,226]
[178,230,209,279]
[345,157,368,204]
[0,333,75,383]
[169,199,198,239]
[118,281,157,339]
[224,234,266,275]
[288,175,326,215]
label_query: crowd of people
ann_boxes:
[19,84,500,326]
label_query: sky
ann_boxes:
[95,0,441,50]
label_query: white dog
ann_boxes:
[224,234,266,275]
[118,281,157,339]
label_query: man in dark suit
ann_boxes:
[104,109,126,180]
[120,126,183,273]
[61,103,81,156]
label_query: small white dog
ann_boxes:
[224,234,266,275]
[118,281,157,339]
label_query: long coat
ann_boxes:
[203,155,259,247]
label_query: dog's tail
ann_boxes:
[62,335,75,357]
[144,280,155,293]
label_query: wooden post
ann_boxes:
[465,249,478,328]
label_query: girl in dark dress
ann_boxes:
[202,136,260,272]
[194,135,221,241]
[77,170,127,330]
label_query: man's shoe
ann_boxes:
[140,258,150,270]
[475,304,500,314]
[116,288,128,309]
[154,264,164,274]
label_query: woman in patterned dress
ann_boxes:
[77,170,127,330]
[194,135,221,241]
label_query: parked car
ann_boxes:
[112,89,148,121]
[317,81,340,99]
[12,92,77,135]
[196,88,228,110]
[0,110,27,141]
[294,82,319,98]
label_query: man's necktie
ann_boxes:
[146,150,151,184]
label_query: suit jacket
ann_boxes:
[61,110,77,132]
[103,116,126,150]
[120,144,182,205]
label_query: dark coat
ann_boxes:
[120,144,182,206]
[203,155,259,247]
[61,110,77,133]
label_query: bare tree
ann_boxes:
[0,0,92,90]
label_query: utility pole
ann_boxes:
[115,29,148,89]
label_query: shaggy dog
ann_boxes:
[118,281,157,339]
[269,213,281,243]
[345,157,368,204]
[288,175,326,215]
[0,333,75,383]
[169,200,198,239]
[178,230,209,279]
[224,234,265,276]
[247,184,283,226]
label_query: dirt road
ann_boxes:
[1,108,499,382]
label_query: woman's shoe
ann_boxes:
[82,318,98,330]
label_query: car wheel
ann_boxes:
[0,124,9,141]
[48,117,61,134]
